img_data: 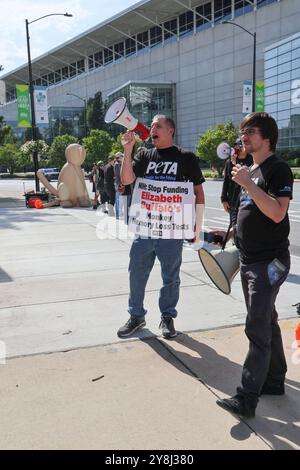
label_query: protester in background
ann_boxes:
[90,163,98,209]
[114,152,124,220]
[220,140,253,225]
[103,156,116,216]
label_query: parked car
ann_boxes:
[40,168,60,181]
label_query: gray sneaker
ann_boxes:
[159,317,177,339]
[117,316,146,338]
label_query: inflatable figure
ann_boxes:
[37,143,91,208]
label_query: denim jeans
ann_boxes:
[238,256,290,404]
[128,237,184,318]
[115,185,123,219]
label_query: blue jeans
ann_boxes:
[128,238,184,318]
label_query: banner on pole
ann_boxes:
[256,82,265,112]
[242,80,253,116]
[34,86,49,125]
[16,84,31,127]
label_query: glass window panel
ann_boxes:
[114,42,125,58]
[164,19,178,39]
[104,48,113,64]
[265,57,277,69]
[277,100,290,111]
[292,37,300,49]
[179,11,194,35]
[77,60,85,73]
[277,119,290,129]
[48,72,54,85]
[278,42,291,55]
[265,94,277,105]
[265,103,277,113]
[88,55,94,70]
[265,48,277,60]
[265,66,277,79]
[137,31,149,50]
[55,70,62,83]
[196,2,212,27]
[150,26,162,46]
[292,57,300,69]
[278,81,291,93]
[292,48,300,60]
[94,51,103,67]
[266,75,277,87]
[69,62,76,77]
[277,90,291,102]
[291,68,300,80]
[278,71,291,83]
[278,52,291,65]
[265,85,277,96]
[62,66,69,79]
[278,109,291,120]
[125,38,136,56]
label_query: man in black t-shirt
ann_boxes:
[117,115,205,339]
[214,113,293,418]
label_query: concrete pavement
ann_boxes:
[0,187,299,450]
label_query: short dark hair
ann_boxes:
[153,115,176,136]
[241,112,278,152]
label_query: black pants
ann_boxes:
[238,256,290,404]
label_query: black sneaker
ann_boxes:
[117,316,146,338]
[216,395,256,418]
[260,383,285,396]
[159,317,177,339]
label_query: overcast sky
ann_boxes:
[0,0,139,75]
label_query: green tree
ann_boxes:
[0,116,14,145]
[196,122,239,176]
[48,134,78,168]
[52,118,74,138]
[86,91,107,131]
[82,129,115,167]
[0,143,20,174]
[111,133,124,154]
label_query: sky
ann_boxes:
[0,0,140,75]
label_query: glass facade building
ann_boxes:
[265,32,300,150]
[107,81,176,136]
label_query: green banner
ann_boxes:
[256,82,265,112]
[16,84,31,127]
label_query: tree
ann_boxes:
[0,143,20,174]
[86,91,107,131]
[82,129,115,167]
[20,140,49,171]
[48,134,78,168]
[0,116,14,145]
[196,122,239,176]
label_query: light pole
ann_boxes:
[222,20,256,113]
[66,92,87,138]
[26,13,72,192]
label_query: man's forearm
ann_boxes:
[244,180,287,223]
[121,150,136,185]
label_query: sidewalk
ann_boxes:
[0,189,299,450]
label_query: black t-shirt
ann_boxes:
[235,155,293,264]
[132,146,205,185]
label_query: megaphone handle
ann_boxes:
[222,223,232,251]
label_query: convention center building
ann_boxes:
[0,0,300,150]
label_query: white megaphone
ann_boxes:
[216,142,233,160]
[198,244,240,295]
[105,97,150,141]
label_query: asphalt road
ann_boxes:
[1,178,299,257]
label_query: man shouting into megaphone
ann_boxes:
[117,115,205,340]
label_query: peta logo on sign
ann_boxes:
[146,161,178,175]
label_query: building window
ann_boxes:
[164,18,178,40]
[77,59,85,74]
[214,0,232,23]
[114,41,125,58]
[125,38,136,56]
[62,66,69,80]
[41,75,48,86]
[137,31,149,50]
[150,26,162,47]
[179,11,194,36]
[234,0,254,17]
[104,48,113,65]
[94,51,103,68]
[69,62,77,77]
[88,55,94,70]
[196,2,212,28]
[55,70,62,83]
